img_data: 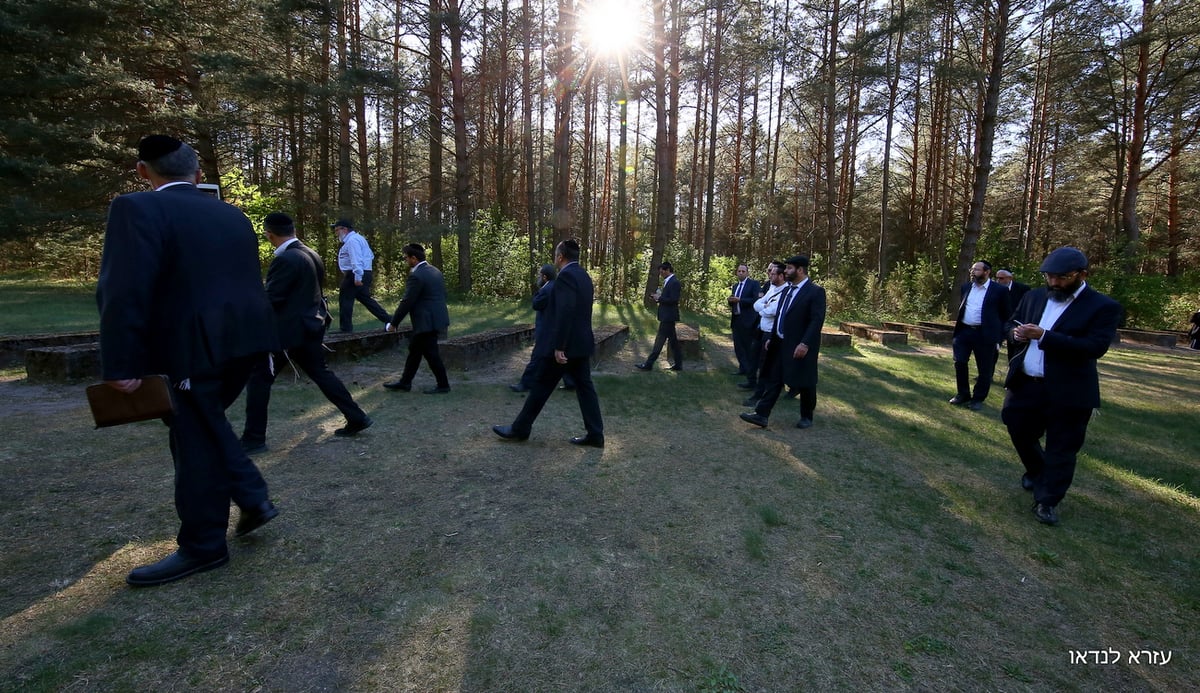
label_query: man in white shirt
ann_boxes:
[333,219,391,332]
[950,260,1011,411]
[1003,247,1121,525]
[743,260,787,407]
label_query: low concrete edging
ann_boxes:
[839,321,908,346]
[883,321,953,345]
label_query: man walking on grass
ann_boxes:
[98,135,279,586]
[240,212,372,455]
[493,239,605,447]
[1004,247,1121,526]
[740,255,826,430]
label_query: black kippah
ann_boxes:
[137,135,183,161]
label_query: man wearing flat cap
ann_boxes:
[1004,246,1122,525]
[332,219,391,332]
[97,135,280,586]
[740,255,826,430]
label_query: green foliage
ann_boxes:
[1092,269,1200,330]
[697,663,743,693]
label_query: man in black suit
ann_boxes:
[97,135,279,587]
[1004,247,1121,525]
[384,243,451,394]
[240,213,373,454]
[728,263,762,387]
[635,262,683,371]
[994,268,1031,308]
[740,255,827,429]
[493,239,605,447]
[950,260,1012,411]
[996,268,1031,361]
[511,263,574,393]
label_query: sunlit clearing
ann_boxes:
[580,0,645,57]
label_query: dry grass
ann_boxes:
[1,331,1197,691]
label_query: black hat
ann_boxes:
[137,135,183,161]
[1039,247,1088,274]
[540,263,557,280]
[785,254,810,268]
[264,212,295,235]
[331,219,354,230]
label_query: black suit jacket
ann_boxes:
[531,279,556,358]
[97,185,278,380]
[779,281,827,389]
[391,261,451,335]
[1008,281,1031,313]
[550,261,596,359]
[954,280,1012,344]
[731,278,761,328]
[1005,285,1122,409]
[265,240,328,350]
[656,274,681,322]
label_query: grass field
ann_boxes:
[0,284,1197,691]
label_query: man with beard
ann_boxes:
[739,255,826,430]
[949,260,1011,411]
[1004,247,1121,525]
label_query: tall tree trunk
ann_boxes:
[429,0,445,267]
[702,1,725,283]
[550,0,577,241]
[958,0,1010,285]
[448,3,473,291]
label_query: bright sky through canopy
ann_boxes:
[579,0,645,57]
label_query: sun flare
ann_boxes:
[579,0,645,57]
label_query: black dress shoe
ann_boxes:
[736,382,754,389]
[795,417,813,429]
[509,384,530,393]
[569,435,604,448]
[966,400,983,411]
[241,439,268,455]
[126,550,229,587]
[740,412,768,428]
[1021,474,1036,491]
[559,383,576,391]
[1032,502,1059,525]
[732,370,746,376]
[669,364,683,371]
[634,362,652,371]
[423,386,451,394]
[235,500,279,537]
[785,388,798,399]
[492,425,528,441]
[948,395,970,405]
[383,380,412,391]
[334,416,373,437]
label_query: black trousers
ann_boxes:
[168,356,270,558]
[242,336,368,445]
[511,355,603,439]
[953,327,999,402]
[646,320,681,367]
[1002,376,1093,507]
[753,337,816,421]
[338,270,390,331]
[519,351,575,389]
[733,319,760,381]
[397,330,450,388]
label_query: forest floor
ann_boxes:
[1,331,1198,691]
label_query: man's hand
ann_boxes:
[106,379,143,394]
[1012,323,1043,342]
[354,279,364,287]
[793,343,809,359]
[555,349,567,364]
[385,322,395,332]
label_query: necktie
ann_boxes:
[733,280,743,315]
[773,286,795,338]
